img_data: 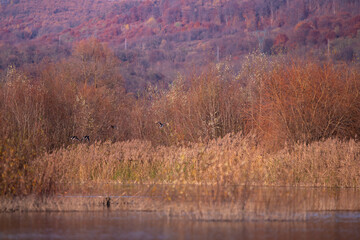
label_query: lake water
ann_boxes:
[1,185,360,239]
[1,210,360,240]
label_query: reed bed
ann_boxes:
[31,133,360,194]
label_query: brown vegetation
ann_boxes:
[0,40,360,195]
[31,135,360,193]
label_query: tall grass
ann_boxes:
[31,134,360,194]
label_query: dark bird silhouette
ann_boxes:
[70,136,80,141]
[157,121,165,128]
[82,135,90,142]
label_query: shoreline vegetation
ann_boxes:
[2,135,360,220]
[34,135,360,189]
[1,184,360,221]
[1,43,360,220]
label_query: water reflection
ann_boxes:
[55,184,360,221]
[1,185,360,239]
[1,211,360,240]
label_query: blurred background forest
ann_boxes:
[0,0,359,90]
[0,0,360,195]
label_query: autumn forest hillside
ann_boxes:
[0,0,359,91]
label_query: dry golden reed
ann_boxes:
[31,134,360,194]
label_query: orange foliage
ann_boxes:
[259,61,360,149]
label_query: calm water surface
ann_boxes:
[1,210,360,240]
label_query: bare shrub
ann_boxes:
[147,62,246,144]
[0,66,46,195]
[260,61,360,148]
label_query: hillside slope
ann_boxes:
[0,0,359,90]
